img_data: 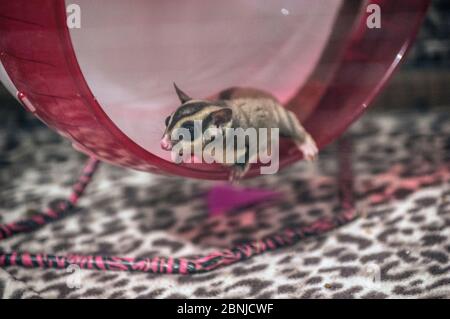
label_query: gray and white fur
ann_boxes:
[161,83,318,181]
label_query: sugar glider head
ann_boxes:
[160,83,233,153]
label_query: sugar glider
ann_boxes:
[161,83,318,181]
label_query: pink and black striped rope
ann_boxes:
[0,138,357,274]
[0,212,356,274]
[0,157,99,241]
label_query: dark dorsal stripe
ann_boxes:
[218,88,238,100]
[168,102,211,130]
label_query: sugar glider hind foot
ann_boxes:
[297,134,318,162]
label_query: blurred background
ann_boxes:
[374,0,450,111]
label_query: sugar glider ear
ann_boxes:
[210,108,233,126]
[173,82,192,104]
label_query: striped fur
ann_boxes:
[162,86,318,180]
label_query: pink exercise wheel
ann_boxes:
[0,0,429,180]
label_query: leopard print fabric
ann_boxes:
[0,110,449,299]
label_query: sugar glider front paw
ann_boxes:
[297,135,318,162]
[228,163,250,183]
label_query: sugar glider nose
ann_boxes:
[160,134,172,150]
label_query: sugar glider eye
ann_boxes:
[165,116,171,127]
[181,121,195,138]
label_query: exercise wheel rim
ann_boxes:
[303,0,431,149]
[0,0,430,180]
[55,1,223,179]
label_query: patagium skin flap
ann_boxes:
[161,83,318,181]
